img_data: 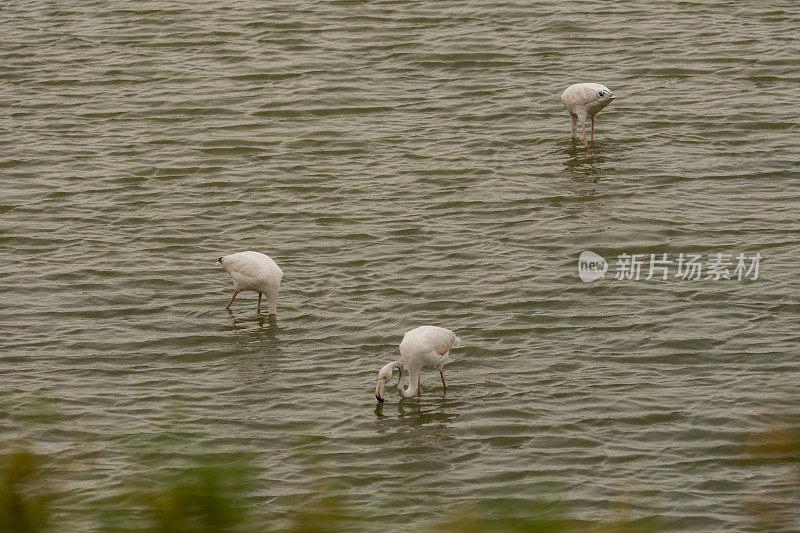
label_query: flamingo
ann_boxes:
[560,83,616,147]
[374,326,461,403]
[216,251,283,314]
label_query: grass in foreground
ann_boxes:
[1,422,798,532]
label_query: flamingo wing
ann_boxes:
[401,326,459,357]
[222,251,282,280]
[561,83,607,108]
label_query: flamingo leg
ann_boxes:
[257,293,262,313]
[591,117,595,143]
[418,381,422,395]
[224,290,239,310]
[581,121,588,147]
[440,370,447,390]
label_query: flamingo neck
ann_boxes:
[382,360,403,381]
[397,366,420,398]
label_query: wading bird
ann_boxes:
[560,83,616,147]
[217,251,283,314]
[375,326,460,403]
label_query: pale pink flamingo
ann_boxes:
[216,251,282,314]
[560,83,616,147]
[375,326,461,403]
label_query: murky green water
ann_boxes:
[2,1,799,531]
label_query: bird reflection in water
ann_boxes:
[374,399,459,430]
[227,311,279,343]
[562,140,618,194]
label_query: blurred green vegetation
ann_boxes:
[0,447,54,533]
[1,421,798,533]
[131,461,253,533]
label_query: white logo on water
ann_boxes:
[578,251,608,282]
[577,251,761,282]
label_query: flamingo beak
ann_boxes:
[375,379,385,403]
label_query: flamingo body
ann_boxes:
[375,326,460,402]
[217,251,283,314]
[560,83,616,146]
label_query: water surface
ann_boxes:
[2,1,799,531]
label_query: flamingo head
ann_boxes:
[216,257,224,267]
[589,86,616,113]
[375,361,401,403]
